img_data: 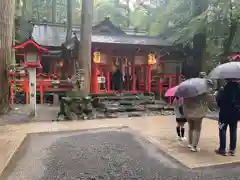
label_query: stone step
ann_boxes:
[145,104,165,111]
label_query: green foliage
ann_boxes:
[15,17,32,43]
[15,0,240,66]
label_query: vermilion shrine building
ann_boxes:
[13,18,187,103]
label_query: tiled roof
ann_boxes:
[32,24,172,47]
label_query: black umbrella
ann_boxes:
[175,78,212,98]
[208,61,240,79]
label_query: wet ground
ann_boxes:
[0,104,218,126]
[2,128,240,180]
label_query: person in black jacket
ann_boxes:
[215,79,240,156]
[112,68,123,91]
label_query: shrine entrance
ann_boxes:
[97,55,137,93]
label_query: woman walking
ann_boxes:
[184,93,215,152]
[173,97,187,141]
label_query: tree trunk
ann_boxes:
[52,0,57,23]
[78,0,93,97]
[0,0,15,113]
[221,0,238,63]
[126,0,131,28]
[22,0,32,20]
[66,0,72,41]
[192,33,207,76]
[191,0,208,77]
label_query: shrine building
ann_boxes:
[13,18,187,103]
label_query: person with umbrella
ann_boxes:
[209,61,240,156]
[175,78,216,152]
[165,86,186,141]
[173,96,187,141]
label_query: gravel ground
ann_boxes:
[2,128,240,180]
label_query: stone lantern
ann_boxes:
[14,38,48,116]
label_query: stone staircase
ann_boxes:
[92,92,174,118]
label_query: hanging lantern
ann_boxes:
[58,60,64,67]
[148,53,156,65]
[93,51,101,63]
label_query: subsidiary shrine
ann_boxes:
[11,18,186,104]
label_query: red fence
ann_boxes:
[9,71,184,104]
[9,72,72,104]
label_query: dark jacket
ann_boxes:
[216,82,240,123]
[112,69,123,90]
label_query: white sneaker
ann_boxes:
[177,136,182,141]
[190,147,200,152]
[181,137,186,141]
[188,144,193,148]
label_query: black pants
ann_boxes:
[112,80,122,91]
[218,120,238,151]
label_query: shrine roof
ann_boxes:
[31,24,172,47]
[92,18,126,35]
[14,39,48,52]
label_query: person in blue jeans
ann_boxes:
[215,79,240,156]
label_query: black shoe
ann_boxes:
[228,150,236,156]
[215,149,227,156]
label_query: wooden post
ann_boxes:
[52,0,57,23]
[10,84,14,104]
[28,68,37,116]
[78,0,93,97]
[66,0,72,41]
[132,63,136,92]
[0,0,15,112]
[168,75,172,104]
[91,62,98,94]
[40,82,43,104]
[107,72,110,93]
[24,75,29,104]
[147,64,151,93]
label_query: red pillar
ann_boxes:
[132,63,136,92]
[40,81,44,104]
[107,72,110,93]
[91,62,98,94]
[24,74,29,104]
[10,83,14,104]
[147,64,151,93]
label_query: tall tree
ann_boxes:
[221,0,238,63]
[22,0,32,20]
[0,0,15,113]
[191,0,208,76]
[66,0,72,40]
[78,0,93,97]
[52,0,57,23]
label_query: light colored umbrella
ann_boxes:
[208,61,240,79]
[175,78,211,98]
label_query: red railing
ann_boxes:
[9,70,184,104]
[9,72,73,104]
[151,74,184,103]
